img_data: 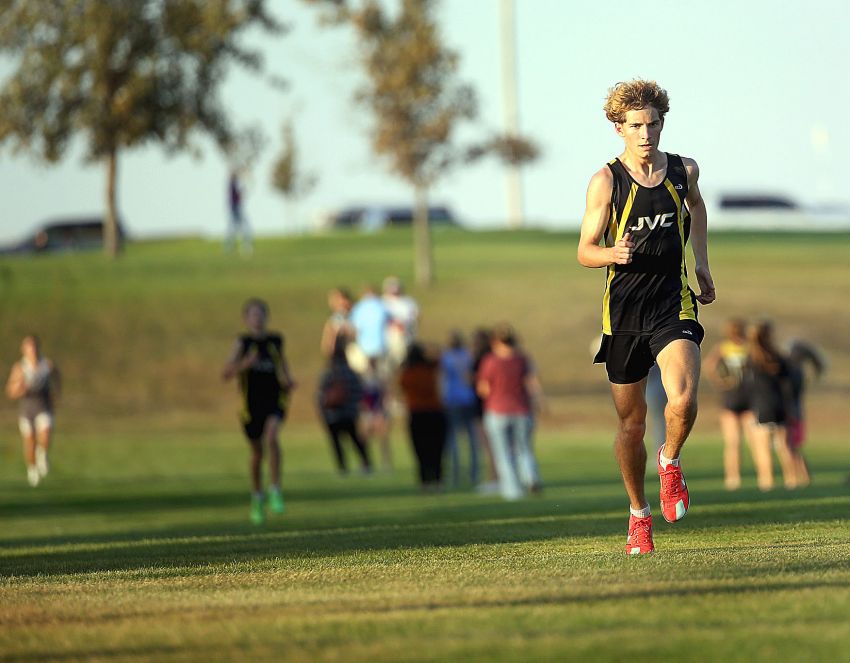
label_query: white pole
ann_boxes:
[500,0,524,228]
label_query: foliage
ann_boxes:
[271,119,317,201]
[0,0,283,256]
[305,0,539,285]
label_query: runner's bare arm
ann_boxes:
[683,157,715,305]
[577,167,634,267]
[5,362,25,400]
[222,339,255,381]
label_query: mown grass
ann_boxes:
[1,229,849,661]
[1,426,849,662]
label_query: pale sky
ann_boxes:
[1,0,848,243]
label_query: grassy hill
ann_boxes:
[1,228,848,431]
[2,229,849,661]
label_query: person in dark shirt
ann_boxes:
[785,339,825,486]
[745,320,797,490]
[317,339,371,475]
[399,343,446,492]
[223,298,296,524]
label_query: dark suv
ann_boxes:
[1,218,126,254]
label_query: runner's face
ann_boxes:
[244,305,267,333]
[21,336,38,360]
[616,107,663,158]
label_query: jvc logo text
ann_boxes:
[630,212,675,232]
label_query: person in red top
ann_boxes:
[476,323,543,500]
[399,343,446,491]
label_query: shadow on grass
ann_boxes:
[2,479,848,578]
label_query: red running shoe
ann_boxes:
[658,448,689,523]
[626,514,654,555]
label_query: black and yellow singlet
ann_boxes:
[601,152,698,335]
[237,333,288,419]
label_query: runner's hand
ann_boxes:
[695,264,716,304]
[240,348,259,370]
[611,232,635,264]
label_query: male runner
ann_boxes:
[577,80,715,554]
[223,298,296,524]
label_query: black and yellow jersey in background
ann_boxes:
[601,152,698,335]
[237,333,288,419]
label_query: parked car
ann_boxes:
[326,205,459,231]
[0,217,126,255]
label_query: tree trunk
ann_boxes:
[104,149,122,257]
[413,184,433,287]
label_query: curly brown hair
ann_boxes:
[604,79,670,123]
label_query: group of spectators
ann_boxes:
[316,277,544,501]
[703,318,825,491]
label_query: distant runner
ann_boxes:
[5,335,61,487]
[223,298,296,524]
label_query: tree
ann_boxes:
[307,0,538,286]
[0,1,283,257]
[270,118,317,230]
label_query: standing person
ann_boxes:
[704,318,757,490]
[440,331,480,487]
[225,170,252,256]
[645,363,667,453]
[577,79,716,554]
[320,287,355,358]
[745,321,797,490]
[398,343,446,492]
[382,276,419,372]
[317,340,371,475]
[222,298,296,525]
[785,339,825,486]
[477,323,543,501]
[349,285,391,376]
[471,328,499,492]
[5,335,61,487]
[360,358,393,470]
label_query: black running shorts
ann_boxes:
[594,320,705,385]
[242,407,285,441]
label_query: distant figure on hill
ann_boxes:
[317,339,371,476]
[440,330,480,487]
[399,343,446,492]
[225,170,252,256]
[704,318,756,490]
[476,323,543,501]
[222,298,296,524]
[5,335,61,487]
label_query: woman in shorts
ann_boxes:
[704,319,756,490]
[745,321,797,490]
[5,335,61,487]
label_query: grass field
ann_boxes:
[1,229,849,661]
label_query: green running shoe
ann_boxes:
[268,488,286,514]
[250,494,266,525]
